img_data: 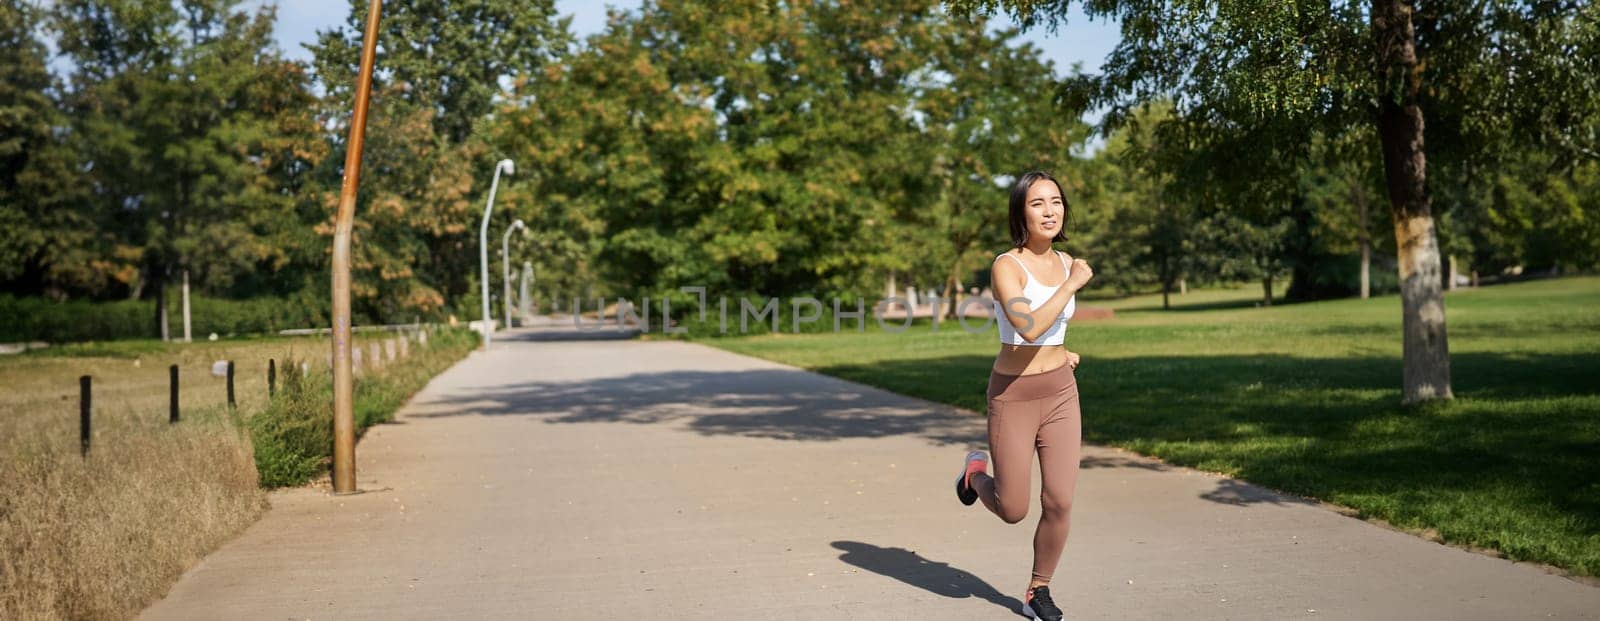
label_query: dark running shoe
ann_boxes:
[1023,585,1064,620]
[955,450,987,506]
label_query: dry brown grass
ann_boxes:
[0,335,393,424]
[0,333,409,620]
[0,406,262,619]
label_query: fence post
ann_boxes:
[79,375,91,457]
[268,358,277,398]
[169,364,179,423]
[226,360,236,409]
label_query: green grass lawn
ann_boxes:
[695,276,1600,577]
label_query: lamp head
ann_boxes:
[512,219,525,230]
[498,159,515,176]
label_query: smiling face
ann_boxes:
[1007,171,1069,248]
[1024,179,1065,243]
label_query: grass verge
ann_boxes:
[0,327,476,619]
[0,405,261,620]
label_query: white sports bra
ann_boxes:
[992,251,1075,346]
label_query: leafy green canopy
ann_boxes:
[44,0,321,305]
[491,0,1087,307]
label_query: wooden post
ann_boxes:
[226,361,236,409]
[79,375,91,457]
[330,0,383,495]
[268,358,277,398]
[169,364,179,423]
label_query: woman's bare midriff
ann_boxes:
[993,343,1069,376]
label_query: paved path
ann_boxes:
[143,328,1600,620]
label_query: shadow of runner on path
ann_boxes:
[831,541,1025,617]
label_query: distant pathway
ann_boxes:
[143,327,1600,619]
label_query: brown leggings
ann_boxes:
[972,362,1082,585]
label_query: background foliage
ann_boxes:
[1,0,1595,337]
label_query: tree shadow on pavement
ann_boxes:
[1079,454,1171,471]
[495,327,640,342]
[1199,478,1317,507]
[413,367,983,446]
[830,541,1024,616]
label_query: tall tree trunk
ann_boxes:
[1160,255,1171,310]
[519,262,533,318]
[181,268,192,343]
[1262,275,1273,307]
[152,269,168,341]
[1371,0,1452,403]
[1356,184,1371,299]
[944,270,960,320]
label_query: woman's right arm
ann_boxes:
[992,255,1093,343]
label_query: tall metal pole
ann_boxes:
[330,0,382,496]
[478,159,513,349]
[502,220,523,330]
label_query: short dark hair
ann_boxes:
[1009,170,1069,248]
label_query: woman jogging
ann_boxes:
[954,170,1093,621]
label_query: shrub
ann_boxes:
[247,328,476,488]
[0,292,335,343]
[247,358,334,488]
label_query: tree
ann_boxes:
[1370,0,1450,400]
[308,0,569,320]
[949,0,1598,403]
[0,0,101,299]
[1439,148,1600,276]
[1298,129,1389,299]
[489,0,1100,318]
[913,14,1088,319]
[1089,101,1202,308]
[495,0,948,304]
[311,0,569,145]
[51,0,321,336]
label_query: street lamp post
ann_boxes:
[478,159,513,349]
[329,0,383,495]
[502,219,525,330]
